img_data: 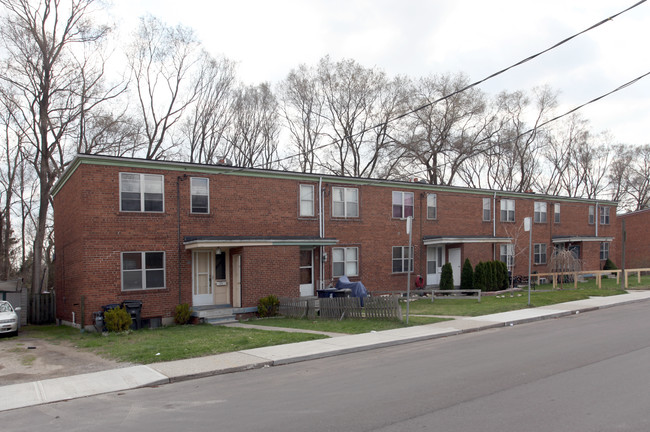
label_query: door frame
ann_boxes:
[192,250,214,306]
[232,254,242,308]
[299,248,314,297]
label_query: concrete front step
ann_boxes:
[206,316,238,325]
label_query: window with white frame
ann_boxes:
[427,194,437,219]
[332,187,359,218]
[500,244,514,270]
[392,191,414,219]
[120,173,164,212]
[190,177,209,214]
[554,203,561,223]
[534,243,547,265]
[121,252,165,290]
[600,206,610,225]
[588,206,595,224]
[332,247,358,277]
[600,242,610,260]
[500,199,515,222]
[534,202,547,223]
[299,184,314,217]
[392,246,414,273]
[483,197,491,221]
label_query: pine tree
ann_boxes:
[461,258,474,290]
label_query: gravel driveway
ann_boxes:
[0,333,130,386]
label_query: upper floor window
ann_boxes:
[554,203,561,223]
[588,206,595,225]
[534,243,547,265]
[333,247,358,277]
[600,206,610,225]
[483,198,491,221]
[427,194,437,220]
[600,242,610,260]
[332,187,359,218]
[392,246,414,273]
[500,199,515,222]
[392,191,414,219]
[121,251,165,290]
[299,184,314,217]
[191,177,209,214]
[120,173,164,212]
[534,202,547,223]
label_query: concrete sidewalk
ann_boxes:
[3,290,650,412]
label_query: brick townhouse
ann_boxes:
[52,154,619,329]
[617,208,650,269]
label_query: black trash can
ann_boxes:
[121,300,143,330]
[101,303,120,312]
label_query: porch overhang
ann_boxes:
[422,235,511,246]
[183,235,338,249]
[552,236,614,243]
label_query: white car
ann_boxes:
[0,300,20,337]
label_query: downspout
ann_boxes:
[177,174,187,305]
[319,177,323,290]
[493,192,497,260]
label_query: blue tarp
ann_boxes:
[335,276,368,300]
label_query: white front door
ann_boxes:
[232,254,242,308]
[299,249,314,296]
[426,246,444,286]
[193,251,213,306]
[449,248,462,287]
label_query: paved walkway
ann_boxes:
[3,290,650,412]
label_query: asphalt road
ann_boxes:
[3,302,650,431]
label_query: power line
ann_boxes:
[251,1,647,172]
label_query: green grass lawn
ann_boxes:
[403,287,627,317]
[17,324,328,364]
[241,315,451,334]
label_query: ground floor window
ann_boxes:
[600,242,610,260]
[500,244,514,270]
[121,251,165,290]
[534,244,547,265]
[333,247,358,277]
[392,246,414,273]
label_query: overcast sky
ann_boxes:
[108,0,650,145]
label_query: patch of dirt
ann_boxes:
[0,334,130,386]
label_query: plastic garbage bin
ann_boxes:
[121,300,142,330]
[93,311,104,332]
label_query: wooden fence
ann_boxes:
[29,292,56,324]
[279,295,402,321]
[364,296,402,320]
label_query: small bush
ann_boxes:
[104,307,132,332]
[603,258,617,270]
[461,258,474,290]
[440,263,454,290]
[174,303,191,324]
[258,295,280,317]
[474,262,487,291]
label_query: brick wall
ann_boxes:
[618,209,650,268]
[53,157,621,325]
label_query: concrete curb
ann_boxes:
[3,290,650,412]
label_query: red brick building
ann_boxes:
[52,155,619,329]
[617,208,650,269]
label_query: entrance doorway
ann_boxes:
[299,249,314,296]
[192,251,213,306]
[426,246,444,286]
[448,247,461,287]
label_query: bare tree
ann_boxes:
[399,73,496,185]
[485,87,556,192]
[227,83,280,169]
[549,246,582,289]
[0,0,114,292]
[278,64,325,173]
[183,53,236,164]
[626,144,650,211]
[316,56,406,178]
[607,143,634,209]
[127,15,204,160]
